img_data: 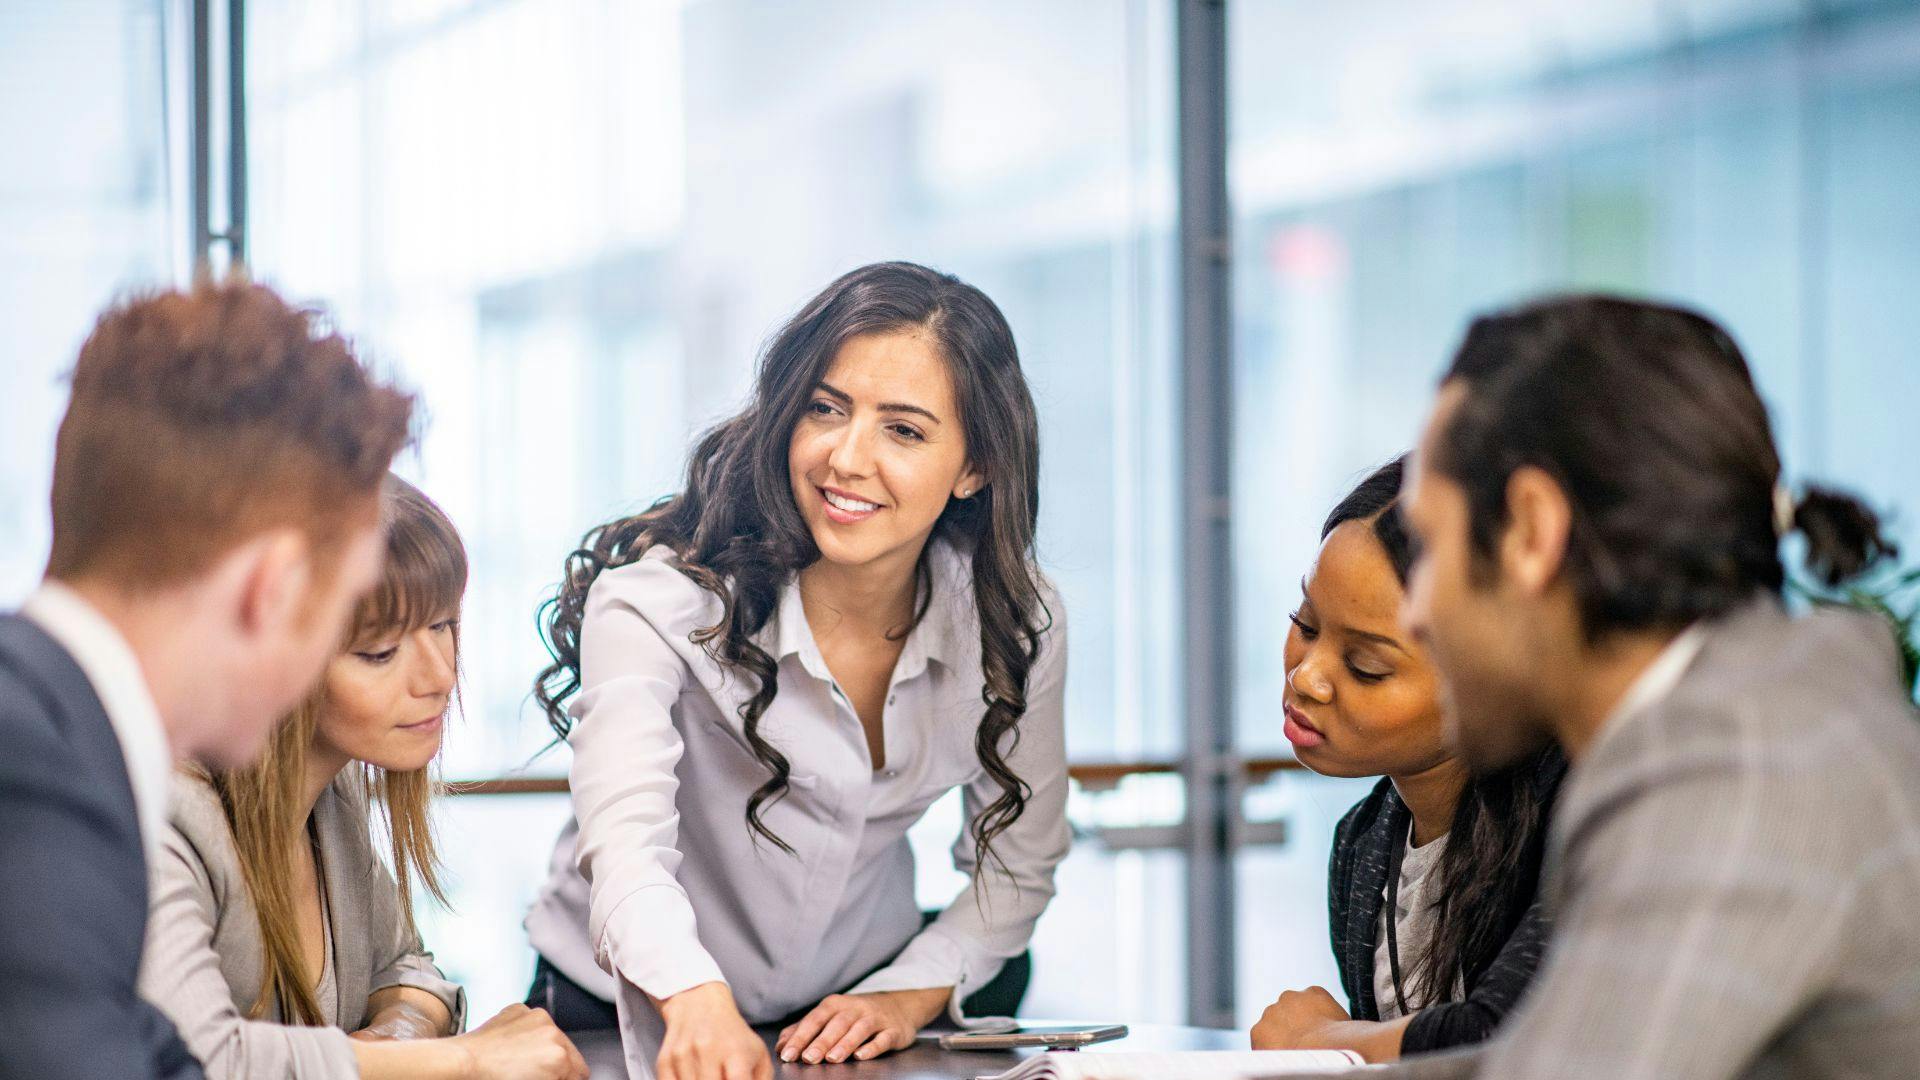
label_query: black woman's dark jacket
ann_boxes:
[1326,753,1567,1055]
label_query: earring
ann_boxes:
[961,487,974,498]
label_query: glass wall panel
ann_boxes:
[416,793,577,1020]
[1229,0,1920,1025]
[0,0,174,603]
[250,0,1187,1021]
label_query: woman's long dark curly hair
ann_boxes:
[534,261,1051,874]
[1325,456,1566,1006]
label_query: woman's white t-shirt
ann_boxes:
[1375,832,1452,1020]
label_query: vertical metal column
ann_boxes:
[1175,0,1238,1031]
[189,0,212,273]
[187,0,247,274]
[226,0,247,267]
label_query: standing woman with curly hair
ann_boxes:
[523,262,1070,1080]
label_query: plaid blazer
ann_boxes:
[1290,599,1920,1080]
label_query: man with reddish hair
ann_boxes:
[0,279,414,1079]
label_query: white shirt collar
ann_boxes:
[1608,622,1708,727]
[769,540,970,679]
[21,580,174,867]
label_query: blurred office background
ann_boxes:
[4,0,1917,1030]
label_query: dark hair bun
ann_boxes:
[1794,486,1898,587]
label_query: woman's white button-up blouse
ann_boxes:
[523,540,1070,1028]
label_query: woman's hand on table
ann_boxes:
[656,981,773,1080]
[776,987,952,1065]
[1250,985,1411,1063]
[350,1003,585,1080]
[450,1004,589,1080]
[1252,985,1350,1050]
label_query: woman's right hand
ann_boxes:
[451,1004,589,1080]
[654,982,772,1080]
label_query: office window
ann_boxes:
[1228,0,1920,1023]
[0,0,176,603]
[249,0,1186,1021]
[16,0,1909,1034]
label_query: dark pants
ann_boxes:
[527,916,1032,1033]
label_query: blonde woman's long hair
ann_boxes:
[208,474,466,1025]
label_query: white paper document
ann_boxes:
[975,1048,1369,1080]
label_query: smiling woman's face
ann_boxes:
[787,329,982,575]
[1281,519,1451,780]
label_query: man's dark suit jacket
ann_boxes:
[0,613,203,1080]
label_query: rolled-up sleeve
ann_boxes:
[366,911,467,1033]
[140,826,358,1080]
[846,601,1072,1024]
[568,563,728,1003]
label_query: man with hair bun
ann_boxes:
[1296,294,1920,1080]
[0,279,413,1080]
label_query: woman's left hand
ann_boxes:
[1251,986,1351,1050]
[776,987,952,1065]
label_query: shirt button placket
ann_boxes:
[883,693,899,777]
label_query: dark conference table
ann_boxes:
[576,1023,1248,1079]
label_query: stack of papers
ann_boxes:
[974,1049,1369,1079]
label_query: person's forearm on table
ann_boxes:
[356,985,456,1040]
[1251,986,1414,1063]
[1292,1015,1414,1062]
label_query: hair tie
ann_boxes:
[1772,483,1798,538]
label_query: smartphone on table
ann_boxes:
[938,1025,1128,1051]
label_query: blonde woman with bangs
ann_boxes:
[139,476,586,1080]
